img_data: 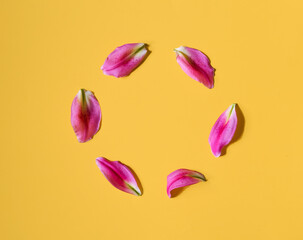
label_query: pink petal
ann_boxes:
[71,89,101,143]
[174,46,215,89]
[209,104,238,157]
[167,169,206,198]
[101,43,149,77]
[96,157,142,196]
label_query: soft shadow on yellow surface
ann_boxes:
[1,0,303,240]
[169,180,207,198]
[221,104,245,156]
[125,164,144,195]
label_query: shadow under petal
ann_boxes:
[170,177,207,198]
[127,165,144,195]
[169,187,186,198]
[121,43,151,78]
[221,104,245,156]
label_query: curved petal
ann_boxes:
[101,43,148,77]
[209,103,238,157]
[96,157,141,196]
[174,46,215,89]
[71,89,101,143]
[167,169,206,198]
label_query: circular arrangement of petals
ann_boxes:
[70,43,243,198]
[71,89,101,143]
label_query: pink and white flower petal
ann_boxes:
[96,157,142,196]
[174,46,215,89]
[101,43,148,78]
[71,89,101,143]
[209,103,238,157]
[167,169,206,198]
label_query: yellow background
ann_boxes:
[1,0,303,239]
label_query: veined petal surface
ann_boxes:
[209,104,238,157]
[167,169,206,198]
[96,157,142,196]
[71,89,101,143]
[101,43,148,77]
[174,46,215,89]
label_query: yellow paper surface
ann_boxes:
[1,0,303,239]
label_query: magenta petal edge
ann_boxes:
[101,43,149,78]
[174,46,215,89]
[71,89,101,143]
[167,169,206,198]
[96,157,142,196]
[209,103,238,157]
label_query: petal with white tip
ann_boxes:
[209,104,238,157]
[96,157,142,196]
[71,89,101,143]
[167,169,206,198]
[101,43,149,77]
[174,46,215,89]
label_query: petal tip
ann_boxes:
[101,43,149,78]
[96,157,142,196]
[71,89,101,143]
[174,46,215,89]
[209,103,238,157]
[207,84,214,89]
[167,169,206,198]
[198,174,207,181]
